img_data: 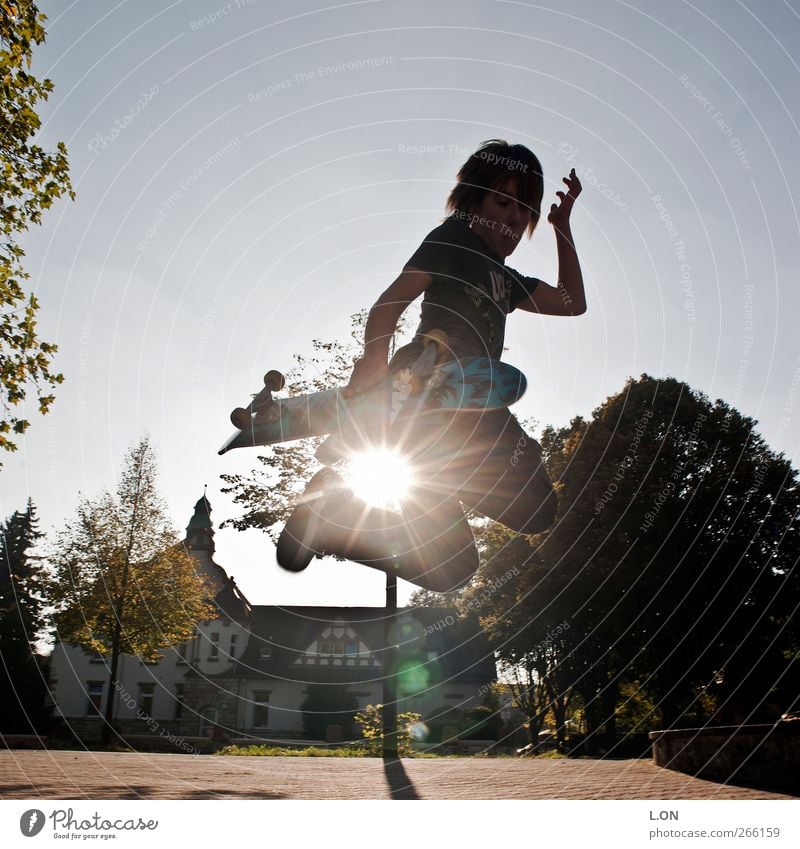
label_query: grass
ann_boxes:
[216,743,524,758]
[217,744,371,757]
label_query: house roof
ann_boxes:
[231,605,497,688]
[211,574,252,622]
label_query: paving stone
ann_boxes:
[0,752,795,800]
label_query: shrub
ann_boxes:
[459,705,503,740]
[354,704,423,756]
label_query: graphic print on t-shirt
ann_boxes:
[397,216,540,364]
[489,269,509,303]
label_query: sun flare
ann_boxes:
[345,448,416,510]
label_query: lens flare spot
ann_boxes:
[398,660,430,693]
[346,448,415,510]
[408,721,429,742]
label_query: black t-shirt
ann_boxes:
[390,215,541,370]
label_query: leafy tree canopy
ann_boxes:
[50,437,216,662]
[1,2,73,457]
[469,374,800,731]
[0,496,45,638]
[49,437,215,739]
[0,497,50,731]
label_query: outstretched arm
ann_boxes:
[517,169,586,317]
[342,266,432,397]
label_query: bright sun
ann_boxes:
[345,447,416,510]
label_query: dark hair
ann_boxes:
[446,139,544,237]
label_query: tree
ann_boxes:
[1,2,73,457]
[467,374,800,754]
[407,586,464,607]
[543,375,800,728]
[0,498,49,731]
[463,524,575,749]
[49,437,215,743]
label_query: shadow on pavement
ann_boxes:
[0,784,286,800]
[382,758,419,800]
[177,788,287,800]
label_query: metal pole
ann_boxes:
[382,569,398,759]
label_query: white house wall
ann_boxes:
[50,617,249,722]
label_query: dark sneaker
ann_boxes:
[276,468,344,572]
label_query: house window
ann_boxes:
[209,632,220,660]
[318,641,346,656]
[319,641,331,655]
[345,642,359,657]
[259,644,272,658]
[176,641,188,664]
[252,691,270,728]
[229,633,238,659]
[174,685,185,720]
[138,683,155,717]
[191,631,201,662]
[88,650,106,665]
[86,681,104,716]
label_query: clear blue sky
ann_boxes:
[5,0,800,606]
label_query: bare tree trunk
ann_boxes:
[527,711,545,747]
[507,658,549,751]
[101,619,123,746]
[601,678,619,752]
[548,681,572,754]
[101,649,119,745]
[576,684,604,755]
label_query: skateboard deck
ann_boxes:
[218,356,526,456]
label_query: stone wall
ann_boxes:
[52,716,185,746]
[649,720,800,791]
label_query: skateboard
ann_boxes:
[218,333,527,458]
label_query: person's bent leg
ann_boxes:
[396,491,478,591]
[277,467,344,571]
[278,467,478,591]
[465,431,558,534]
[322,487,478,592]
[409,408,558,535]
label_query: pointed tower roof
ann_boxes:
[183,489,251,622]
[185,488,214,554]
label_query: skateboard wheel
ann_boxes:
[422,328,449,354]
[264,370,286,391]
[230,408,251,429]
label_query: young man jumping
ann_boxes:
[277,139,585,592]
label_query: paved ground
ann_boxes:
[0,751,795,800]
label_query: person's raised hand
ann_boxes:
[342,355,389,398]
[547,168,582,230]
